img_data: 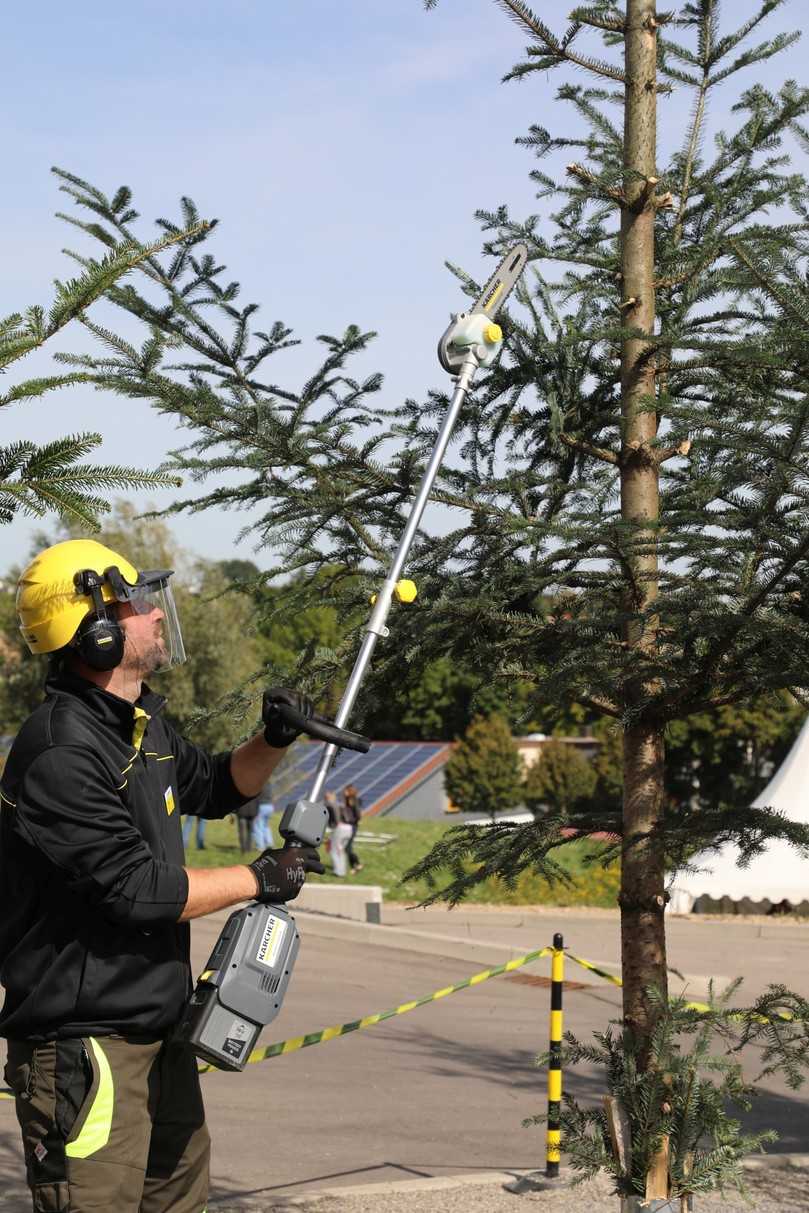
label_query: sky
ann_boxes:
[4,0,807,571]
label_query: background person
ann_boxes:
[342,783,364,873]
[236,796,259,853]
[182,813,206,850]
[0,539,324,1213]
[252,786,274,850]
[329,798,353,878]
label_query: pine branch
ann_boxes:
[0,434,182,529]
[0,221,208,372]
[492,0,631,86]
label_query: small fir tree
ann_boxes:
[443,713,524,819]
[526,982,809,1203]
[523,738,597,816]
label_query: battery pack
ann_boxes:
[176,902,300,1071]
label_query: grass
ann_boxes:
[184,814,620,907]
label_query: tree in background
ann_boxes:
[590,718,624,817]
[523,738,596,816]
[666,692,806,813]
[366,654,549,740]
[443,714,523,820]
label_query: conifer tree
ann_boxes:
[443,713,524,819]
[523,738,596,815]
[45,4,809,1189]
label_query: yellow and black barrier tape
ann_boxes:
[197,944,556,1073]
[564,951,794,1023]
[0,942,793,1099]
[565,951,623,987]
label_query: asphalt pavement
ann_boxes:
[0,905,807,1211]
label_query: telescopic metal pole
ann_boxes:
[307,349,479,803]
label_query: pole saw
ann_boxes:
[175,242,529,1071]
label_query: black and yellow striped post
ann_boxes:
[546,931,564,1178]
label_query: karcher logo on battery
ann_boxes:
[256,914,287,968]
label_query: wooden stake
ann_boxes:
[603,1095,632,1175]
[646,1135,670,1200]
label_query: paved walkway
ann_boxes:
[381,902,809,1001]
[208,1160,809,1212]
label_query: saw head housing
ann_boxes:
[438,243,528,375]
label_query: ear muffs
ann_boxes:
[74,612,125,671]
[72,568,125,671]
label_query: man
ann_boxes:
[0,538,324,1213]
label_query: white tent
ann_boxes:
[668,716,809,914]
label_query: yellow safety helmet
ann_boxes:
[16,538,186,673]
[17,540,141,655]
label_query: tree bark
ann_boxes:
[619,0,668,1056]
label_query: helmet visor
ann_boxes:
[129,574,186,673]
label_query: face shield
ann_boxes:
[105,565,187,673]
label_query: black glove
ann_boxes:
[262,687,314,749]
[248,845,325,903]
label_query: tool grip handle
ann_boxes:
[275,703,371,753]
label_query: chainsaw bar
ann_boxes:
[470,243,529,319]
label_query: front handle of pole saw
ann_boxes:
[275,703,371,753]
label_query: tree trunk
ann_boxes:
[619,0,668,1056]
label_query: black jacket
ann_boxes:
[0,672,250,1041]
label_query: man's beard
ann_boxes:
[142,639,168,675]
[125,634,169,678]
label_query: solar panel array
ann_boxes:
[269,741,447,812]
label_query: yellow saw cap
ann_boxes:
[16,538,139,655]
[370,579,418,606]
[483,323,503,344]
[394,579,417,603]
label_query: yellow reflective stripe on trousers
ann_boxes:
[65,1038,114,1159]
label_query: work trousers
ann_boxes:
[182,816,206,850]
[329,822,353,877]
[347,823,360,871]
[4,1034,209,1213]
[237,815,256,852]
[251,804,273,850]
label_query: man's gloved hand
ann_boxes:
[248,845,325,903]
[262,687,314,749]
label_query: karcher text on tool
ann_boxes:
[177,244,528,1072]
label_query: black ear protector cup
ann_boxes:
[73,569,125,671]
[74,613,125,671]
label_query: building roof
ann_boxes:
[270,740,451,816]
